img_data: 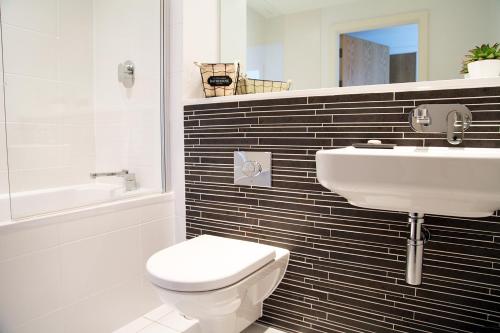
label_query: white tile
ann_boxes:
[60,207,142,244]
[141,218,175,264]
[60,291,105,333]
[139,322,177,333]
[58,37,93,85]
[58,0,93,39]
[0,248,61,329]
[113,317,154,333]
[8,167,69,194]
[2,0,58,35]
[3,26,58,79]
[141,202,175,223]
[0,223,60,261]
[97,278,149,332]
[7,123,63,146]
[242,323,287,333]
[8,310,64,333]
[4,75,61,124]
[140,277,164,313]
[60,83,94,125]
[158,312,200,333]
[7,143,66,171]
[144,305,175,322]
[60,227,142,305]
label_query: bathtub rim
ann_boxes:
[0,191,174,232]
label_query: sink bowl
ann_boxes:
[316,146,500,217]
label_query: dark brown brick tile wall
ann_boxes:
[184,87,500,333]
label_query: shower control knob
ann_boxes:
[118,60,135,88]
[241,161,262,177]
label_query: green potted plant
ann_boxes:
[461,43,500,78]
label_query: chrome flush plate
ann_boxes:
[234,151,271,187]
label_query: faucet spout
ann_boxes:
[90,169,137,191]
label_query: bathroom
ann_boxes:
[0,0,499,332]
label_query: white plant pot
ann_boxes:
[467,59,500,78]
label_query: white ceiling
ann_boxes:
[247,0,361,18]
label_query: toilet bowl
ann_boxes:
[146,235,290,333]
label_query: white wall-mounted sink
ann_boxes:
[316,146,500,218]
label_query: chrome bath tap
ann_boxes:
[90,169,138,191]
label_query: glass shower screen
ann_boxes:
[0,0,165,220]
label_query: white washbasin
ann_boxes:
[316,146,500,217]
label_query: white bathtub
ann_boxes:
[4,183,157,221]
[0,190,175,332]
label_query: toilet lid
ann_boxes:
[146,235,276,292]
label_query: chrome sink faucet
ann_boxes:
[90,169,138,191]
[409,104,472,145]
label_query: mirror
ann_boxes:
[220,0,500,91]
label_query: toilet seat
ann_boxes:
[146,235,276,292]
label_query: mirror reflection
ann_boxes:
[220,0,500,90]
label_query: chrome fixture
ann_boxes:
[90,169,137,191]
[406,213,430,285]
[447,110,467,145]
[118,60,135,88]
[413,107,431,125]
[234,151,271,187]
[409,104,472,145]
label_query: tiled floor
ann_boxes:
[113,305,285,333]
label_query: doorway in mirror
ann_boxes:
[339,24,418,87]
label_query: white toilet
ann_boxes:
[146,235,290,333]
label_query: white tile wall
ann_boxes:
[0,0,163,212]
[1,0,95,197]
[93,0,162,192]
[0,195,175,333]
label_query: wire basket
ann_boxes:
[194,62,240,98]
[236,76,292,95]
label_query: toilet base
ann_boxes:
[156,287,263,333]
[193,300,262,333]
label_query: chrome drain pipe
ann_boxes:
[406,213,429,285]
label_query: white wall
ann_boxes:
[246,9,286,81]
[182,0,220,99]
[220,0,247,71]
[494,1,500,42]
[93,0,163,191]
[169,0,219,244]
[282,10,322,90]
[1,0,95,193]
[0,195,175,333]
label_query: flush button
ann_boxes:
[241,160,262,177]
[234,151,271,187]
